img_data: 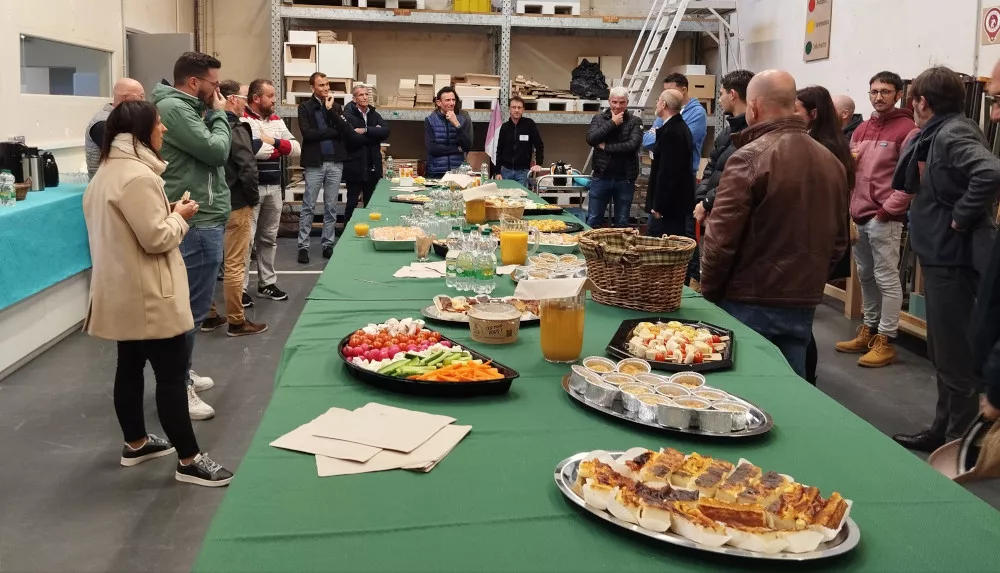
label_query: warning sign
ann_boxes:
[982,6,1000,45]
[804,0,833,62]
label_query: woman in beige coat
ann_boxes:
[84,101,232,487]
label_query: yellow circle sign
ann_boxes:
[807,20,816,34]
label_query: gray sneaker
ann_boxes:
[120,434,175,467]
[175,453,234,487]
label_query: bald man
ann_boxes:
[85,78,146,178]
[833,94,862,140]
[700,70,850,378]
[646,89,695,238]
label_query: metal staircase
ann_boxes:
[621,0,693,110]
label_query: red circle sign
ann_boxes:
[986,7,1000,42]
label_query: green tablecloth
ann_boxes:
[194,180,1000,572]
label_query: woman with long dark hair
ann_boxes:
[795,85,856,385]
[83,100,233,487]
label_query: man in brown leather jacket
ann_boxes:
[701,70,850,378]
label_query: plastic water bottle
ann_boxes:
[0,170,14,207]
[456,230,476,292]
[475,228,497,295]
[445,226,461,289]
[481,160,490,180]
[386,156,395,180]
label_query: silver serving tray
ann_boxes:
[561,375,774,438]
[554,452,861,561]
[420,304,539,324]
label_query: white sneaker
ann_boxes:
[187,386,215,420]
[189,370,214,392]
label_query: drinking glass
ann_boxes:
[539,291,586,363]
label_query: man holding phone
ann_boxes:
[153,52,233,421]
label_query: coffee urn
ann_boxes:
[22,147,45,191]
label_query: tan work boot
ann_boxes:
[858,334,896,368]
[835,325,873,354]
[688,278,702,293]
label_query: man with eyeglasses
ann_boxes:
[153,52,232,421]
[834,71,917,370]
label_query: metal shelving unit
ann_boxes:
[270,0,737,122]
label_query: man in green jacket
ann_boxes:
[153,52,231,422]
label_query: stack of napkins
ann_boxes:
[393,261,446,278]
[270,403,471,477]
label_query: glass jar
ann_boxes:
[539,291,586,363]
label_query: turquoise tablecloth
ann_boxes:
[0,184,90,310]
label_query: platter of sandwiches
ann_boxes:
[422,295,540,323]
[606,318,735,372]
[555,448,859,560]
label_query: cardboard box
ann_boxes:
[600,56,623,83]
[284,44,317,78]
[670,65,707,76]
[686,74,716,100]
[285,76,313,94]
[317,43,357,80]
[288,30,318,45]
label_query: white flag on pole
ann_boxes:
[485,99,503,165]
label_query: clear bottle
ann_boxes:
[459,161,471,175]
[456,228,476,292]
[1,170,14,207]
[445,225,462,289]
[481,160,490,180]
[386,156,395,180]
[475,228,497,295]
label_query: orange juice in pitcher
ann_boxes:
[498,216,539,265]
[540,292,586,363]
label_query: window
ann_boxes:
[20,35,112,97]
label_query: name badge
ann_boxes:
[879,141,889,147]
[519,134,530,141]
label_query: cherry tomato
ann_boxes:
[372,341,383,350]
[390,337,399,345]
[693,351,704,364]
[711,335,721,344]
[654,352,666,362]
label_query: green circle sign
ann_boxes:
[805,41,813,55]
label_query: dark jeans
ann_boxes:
[923,265,981,441]
[687,215,700,281]
[115,335,200,459]
[344,176,379,225]
[647,213,687,238]
[179,225,225,385]
[500,167,530,187]
[587,177,635,227]
[719,300,816,378]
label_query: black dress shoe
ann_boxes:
[297,249,309,264]
[892,429,946,452]
[322,245,333,259]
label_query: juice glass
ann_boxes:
[499,229,539,265]
[465,199,487,224]
[540,291,586,363]
[353,223,370,237]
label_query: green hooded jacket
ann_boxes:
[152,83,232,227]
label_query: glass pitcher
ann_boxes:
[497,215,540,266]
[539,291,586,363]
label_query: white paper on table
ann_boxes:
[310,403,456,452]
[440,173,475,189]
[495,265,519,276]
[513,277,587,300]
[316,424,472,477]
[412,261,447,273]
[393,265,445,278]
[269,408,383,462]
[461,182,527,202]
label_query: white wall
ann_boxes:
[0,0,125,172]
[738,0,981,115]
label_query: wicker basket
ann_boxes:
[14,182,30,201]
[578,228,696,312]
[485,202,525,222]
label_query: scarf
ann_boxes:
[110,133,167,176]
[891,112,959,195]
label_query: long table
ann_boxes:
[194,180,1000,572]
[0,184,90,310]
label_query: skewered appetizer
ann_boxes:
[626,321,730,364]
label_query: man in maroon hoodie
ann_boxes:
[834,71,918,368]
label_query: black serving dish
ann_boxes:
[530,220,584,233]
[523,205,565,216]
[338,332,519,396]
[605,318,735,373]
[389,195,432,205]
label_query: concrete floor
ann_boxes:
[0,240,997,572]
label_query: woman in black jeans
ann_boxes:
[795,86,857,384]
[82,101,233,486]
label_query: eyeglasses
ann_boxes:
[987,95,1000,107]
[869,89,897,97]
[231,94,247,100]
[196,77,220,89]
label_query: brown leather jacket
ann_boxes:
[700,116,850,307]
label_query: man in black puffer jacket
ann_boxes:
[585,86,643,227]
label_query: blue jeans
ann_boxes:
[179,225,225,384]
[500,167,529,187]
[719,300,816,378]
[587,177,634,227]
[301,161,343,249]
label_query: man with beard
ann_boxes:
[153,52,232,421]
[241,79,300,301]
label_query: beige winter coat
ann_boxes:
[83,135,194,341]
